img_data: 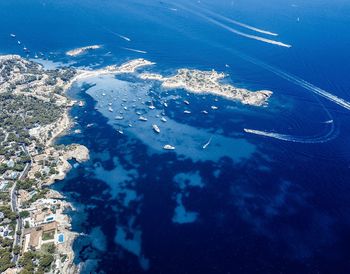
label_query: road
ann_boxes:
[10,146,32,264]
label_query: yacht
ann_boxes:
[211,106,218,110]
[139,116,148,121]
[161,117,167,122]
[115,116,124,120]
[10,33,16,38]
[152,124,160,134]
[163,144,175,150]
[184,110,191,114]
[184,100,190,105]
[108,107,114,112]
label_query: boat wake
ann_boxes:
[193,4,278,36]
[121,47,147,54]
[244,127,337,144]
[174,3,290,48]
[233,51,350,111]
[117,34,131,42]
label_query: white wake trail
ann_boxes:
[236,52,350,110]
[121,47,147,54]
[176,4,290,48]
[195,4,278,36]
[117,34,131,42]
[244,128,336,144]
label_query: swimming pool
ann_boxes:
[58,234,64,243]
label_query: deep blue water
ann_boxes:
[2,0,350,273]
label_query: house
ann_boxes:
[23,221,58,252]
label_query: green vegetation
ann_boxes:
[42,230,55,241]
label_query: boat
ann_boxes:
[117,129,124,134]
[17,40,21,45]
[139,116,148,121]
[10,33,16,38]
[201,110,208,114]
[164,102,168,107]
[108,103,112,106]
[161,117,167,122]
[152,124,160,133]
[149,105,156,110]
[102,93,106,96]
[211,106,218,110]
[184,100,190,105]
[163,144,175,150]
[184,110,191,114]
[108,107,114,112]
[34,54,38,59]
[115,116,124,120]
[124,106,128,110]
[202,137,212,149]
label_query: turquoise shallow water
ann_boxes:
[2,0,350,273]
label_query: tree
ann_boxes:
[39,254,54,269]
[19,211,30,218]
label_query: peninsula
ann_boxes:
[140,69,272,106]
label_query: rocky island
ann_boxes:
[66,45,102,57]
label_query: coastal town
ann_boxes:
[0,54,89,274]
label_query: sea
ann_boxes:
[1,0,350,273]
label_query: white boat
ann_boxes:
[164,102,168,107]
[184,100,190,105]
[152,124,160,133]
[161,117,167,122]
[149,105,156,110]
[201,110,208,114]
[17,40,21,45]
[108,103,112,106]
[108,107,114,112]
[117,129,124,134]
[34,54,38,59]
[10,33,16,38]
[124,106,128,110]
[139,116,148,121]
[184,110,191,114]
[211,106,218,110]
[115,116,124,120]
[102,93,106,96]
[163,144,175,150]
[202,137,212,149]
